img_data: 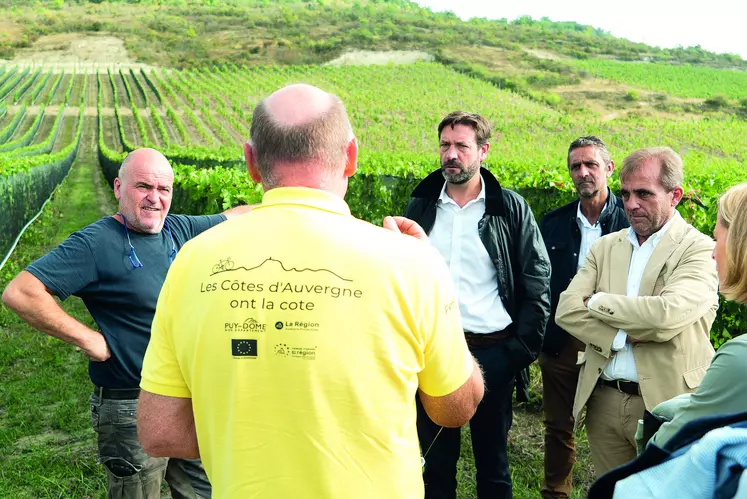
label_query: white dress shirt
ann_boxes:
[429,177,513,334]
[576,201,608,271]
[589,212,680,382]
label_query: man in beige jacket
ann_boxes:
[555,146,719,476]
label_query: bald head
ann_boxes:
[114,148,174,234]
[249,84,354,190]
[119,148,173,182]
[263,84,336,128]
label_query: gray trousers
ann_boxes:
[90,393,211,499]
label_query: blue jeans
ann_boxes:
[90,393,211,499]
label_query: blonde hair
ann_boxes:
[717,182,747,303]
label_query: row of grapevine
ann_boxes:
[571,59,747,100]
[0,67,30,101]
[0,62,742,341]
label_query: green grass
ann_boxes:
[0,118,113,498]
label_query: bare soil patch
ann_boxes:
[1,34,156,73]
[524,48,564,60]
[324,50,434,66]
[0,21,23,44]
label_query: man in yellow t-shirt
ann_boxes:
[137,84,485,498]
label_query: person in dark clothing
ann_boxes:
[538,136,629,498]
[404,111,551,499]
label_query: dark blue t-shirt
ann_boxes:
[26,214,226,388]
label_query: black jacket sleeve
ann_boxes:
[505,193,552,372]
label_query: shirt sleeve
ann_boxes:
[140,264,191,398]
[611,330,628,351]
[25,231,98,300]
[651,337,747,447]
[168,214,226,240]
[417,246,474,397]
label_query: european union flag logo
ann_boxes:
[231,339,258,358]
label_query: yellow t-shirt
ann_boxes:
[141,187,473,498]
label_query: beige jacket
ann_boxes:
[556,214,719,423]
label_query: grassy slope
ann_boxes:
[1,0,745,70]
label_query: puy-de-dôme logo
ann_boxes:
[225,317,266,332]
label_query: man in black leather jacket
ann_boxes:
[404,111,551,499]
[538,136,628,499]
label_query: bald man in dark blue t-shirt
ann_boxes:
[2,148,252,499]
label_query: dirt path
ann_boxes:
[113,72,131,108]
[85,74,98,108]
[133,70,161,107]
[125,71,147,108]
[49,74,72,106]
[324,50,434,66]
[101,114,123,153]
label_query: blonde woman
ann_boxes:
[650,182,747,447]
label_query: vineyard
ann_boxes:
[0,54,746,499]
[1,61,745,337]
[571,59,747,100]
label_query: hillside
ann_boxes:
[2,0,746,120]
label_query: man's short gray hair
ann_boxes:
[567,136,611,166]
[620,147,684,191]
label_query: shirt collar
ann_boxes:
[259,187,351,216]
[438,175,486,206]
[576,191,610,228]
[627,211,680,249]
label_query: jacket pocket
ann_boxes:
[683,365,708,389]
[546,241,567,254]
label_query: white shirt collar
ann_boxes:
[438,175,486,206]
[627,211,680,249]
[576,196,609,229]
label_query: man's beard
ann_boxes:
[441,159,478,185]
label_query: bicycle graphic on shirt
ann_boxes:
[212,257,235,274]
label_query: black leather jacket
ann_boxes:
[539,190,629,356]
[404,168,552,383]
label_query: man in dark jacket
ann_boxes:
[538,136,629,498]
[404,111,551,499]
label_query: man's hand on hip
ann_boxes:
[77,331,111,362]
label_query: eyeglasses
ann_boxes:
[119,214,177,269]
